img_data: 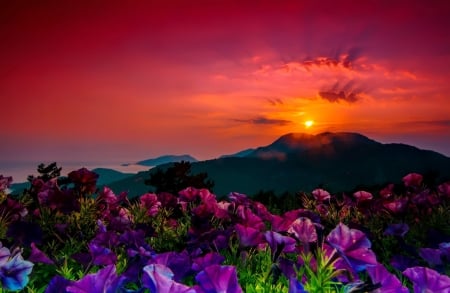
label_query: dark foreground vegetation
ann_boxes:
[0,162,449,292]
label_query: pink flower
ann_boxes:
[383,197,408,214]
[379,183,394,199]
[140,193,161,217]
[312,188,331,202]
[353,191,373,203]
[438,182,450,198]
[402,173,423,188]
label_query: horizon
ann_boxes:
[1,1,450,165]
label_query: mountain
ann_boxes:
[106,132,450,198]
[92,168,134,186]
[136,154,198,167]
[219,148,256,159]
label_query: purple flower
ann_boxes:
[326,223,377,272]
[151,251,192,282]
[0,253,34,291]
[384,223,409,237]
[389,254,418,272]
[29,242,54,265]
[194,265,243,293]
[235,224,264,247]
[88,242,117,266]
[366,263,409,293]
[236,206,265,230]
[311,188,331,202]
[288,217,318,244]
[66,265,125,293]
[192,252,225,272]
[288,277,307,293]
[264,231,297,261]
[383,197,408,214]
[45,275,73,293]
[142,264,194,293]
[403,266,450,292]
[419,248,443,266]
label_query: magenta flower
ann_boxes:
[366,263,409,293]
[288,217,318,244]
[45,275,73,293]
[312,188,331,202]
[66,265,125,293]
[194,265,243,293]
[438,182,450,198]
[179,186,200,201]
[326,223,377,272]
[383,197,408,214]
[379,183,394,199]
[68,167,99,194]
[403,266,450,292]
[235,224,264,248]
[29,243,54,265]
[402,172,423,188]
[236,206,265,230]
[140,193,161,217]
[142,264,195,293]
[353,190,373,203]
[0,175,12,192]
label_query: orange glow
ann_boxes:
[304,120,314,128]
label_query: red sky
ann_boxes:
[1,0,450,165]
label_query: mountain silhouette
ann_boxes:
[107,132,450,198]
[136,154,198,166]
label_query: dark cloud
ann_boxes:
[319,80,364,103]
[234,116,291,126]
[302,47,363,70]
[266,97,284,106]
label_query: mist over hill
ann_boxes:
[107,132,450,198]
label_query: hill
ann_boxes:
[107,132,450,198]
[136,154,198,167]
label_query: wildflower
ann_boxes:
[191,252,225,272]
[384,223,409,238]
[326,223,377,272]
[142,264,194,293]
[288,217,318,244]
[67,167,99,195]
[264,231,297,262]
[403,266,450,292]
[402,173,423,188]
[194,265,243,293]
[235,224,264,248]
[366,262,409,292]
[29,243,54,265]
[353,190,373,203]
[311,188,331,202]
[140,193,161,217]
[66,265,125,293]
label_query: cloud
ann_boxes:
[318,80,365,103]
[234,116,292,126]
[266,97,284,106]
[302,47,363,71]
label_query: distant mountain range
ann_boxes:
[135,154,198,166]
[106,132,450,198]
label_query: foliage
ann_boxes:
[0,167,449,291]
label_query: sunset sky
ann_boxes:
[1,0,450,167]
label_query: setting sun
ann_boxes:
[304,120,314,128]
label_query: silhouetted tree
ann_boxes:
[144,161,214,194]
[27,162,62,183]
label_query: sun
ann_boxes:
[304,120,314,128]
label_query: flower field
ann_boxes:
[0,168,449,292]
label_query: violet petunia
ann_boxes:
[288,277,307,293]
[29,242,54,265]
[326,223,377,272]
[235,224,264,247]
[288,217,318,244]
[0,253,34,291]
[264,231,297,262]
[142,264,195,293]
[311,188,331,202]
[384,223,409,238]
[66,265,125,293]
[194,265,243,293]
[192,252,225,272]
[45,275,73,293]
[366,262,409,293]
[419,248,443,266]
[403,266,450,292]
